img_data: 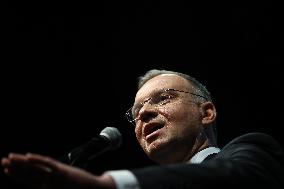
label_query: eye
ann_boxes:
[158,93,174,104]
[160,94,171,100]
[132,106,141,119]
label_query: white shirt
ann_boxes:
[105,147,220,189]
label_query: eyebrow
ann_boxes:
[133,88,180,108]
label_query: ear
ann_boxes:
[199,102,217,126]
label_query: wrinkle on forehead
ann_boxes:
[135,74,192,102]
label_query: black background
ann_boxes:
[1,4,283,188]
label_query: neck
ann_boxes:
[182,135,214,163]
[154,132,216,165]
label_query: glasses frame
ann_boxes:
[125,88,208,126]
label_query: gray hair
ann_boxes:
[138,69,212,102]
[137,69,218,146]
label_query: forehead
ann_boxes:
[135,74,191,101]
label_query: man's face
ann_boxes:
[133,74,204,164]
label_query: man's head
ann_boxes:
[127,69,217,164]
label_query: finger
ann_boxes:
[3,162,52,189]
[1,158,11,167]
[2,153,55,189]
[2,158,12,175]
[26,153,60,171]
[5,153,52,175]
[3,167,10,175]
[4,157,53,179]
[2,154,27,176]
[8,153,29,163]
[5,153,30,169]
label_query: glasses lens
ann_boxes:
[125,107,136,125]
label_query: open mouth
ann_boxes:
[144,123,164,138]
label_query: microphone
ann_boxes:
[65,127,122,167]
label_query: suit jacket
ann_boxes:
[132,133,284,189]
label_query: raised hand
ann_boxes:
[1,153,115,189]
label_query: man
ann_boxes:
[1,69,284,189]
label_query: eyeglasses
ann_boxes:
[125,88,208,126]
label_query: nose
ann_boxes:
[137,103,158,123]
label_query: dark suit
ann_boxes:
[132,133,284,189]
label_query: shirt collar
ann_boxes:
[188,147,220,164]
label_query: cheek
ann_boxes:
[135,127,147,149]
[161,102,198,122]
[135,125,143,141]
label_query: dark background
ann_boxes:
[1,4,283,188]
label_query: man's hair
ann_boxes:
[137,69,218,146]
[138,69,212,102]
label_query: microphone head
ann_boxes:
[100,127,122,150]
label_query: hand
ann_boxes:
[1,153,115,189]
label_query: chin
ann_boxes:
[145,138,179,164]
